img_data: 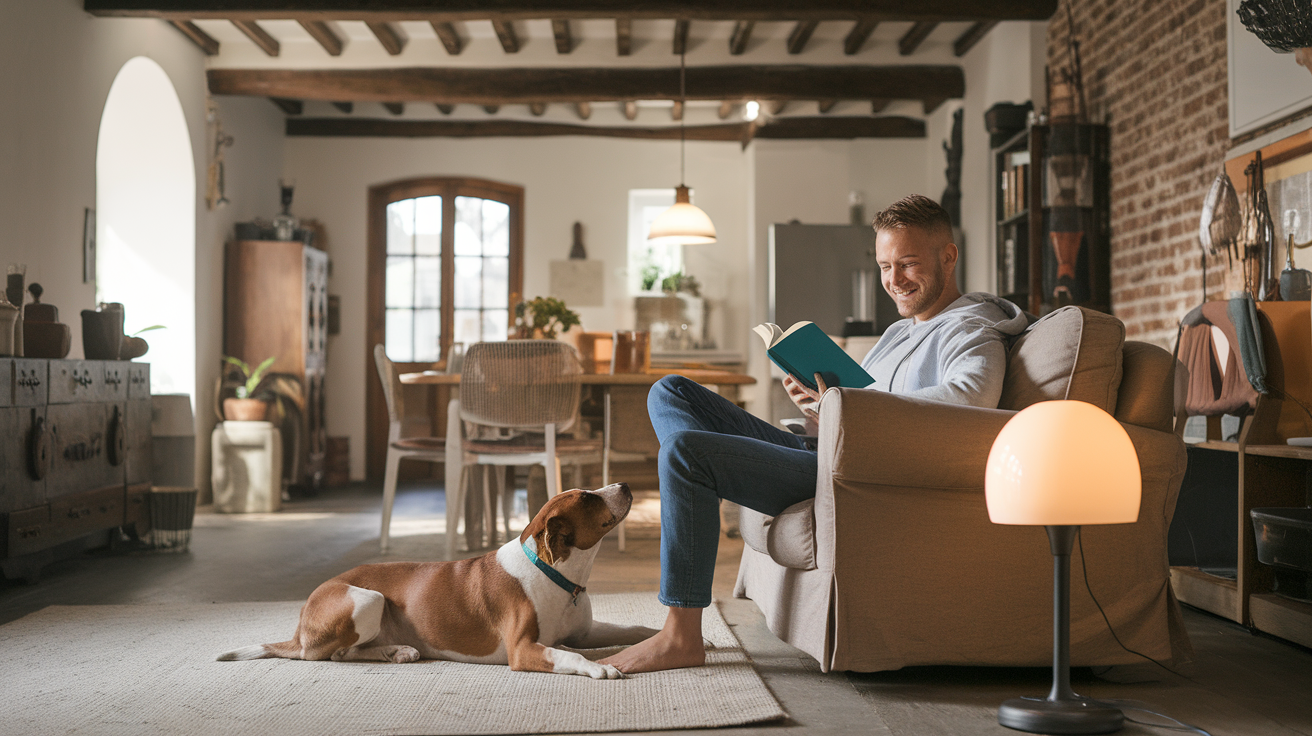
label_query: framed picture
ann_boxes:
[83,207,95,284]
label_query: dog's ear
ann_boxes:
[541,515,575,563]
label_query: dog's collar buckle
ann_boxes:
[522,542,586,606]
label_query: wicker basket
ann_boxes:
[149,486,198,552]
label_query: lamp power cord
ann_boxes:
[1076,529,1214,736]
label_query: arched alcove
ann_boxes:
[96,56,196,398]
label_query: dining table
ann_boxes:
[399,367,757,551]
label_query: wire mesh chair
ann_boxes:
[457,340,601,555]
[374,344,446,553]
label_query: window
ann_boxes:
[368,178,523,365]
[627,189,683,294]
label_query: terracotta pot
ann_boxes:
[223,398,268,421]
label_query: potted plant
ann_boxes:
[222,356,276,421]
[514,297,581,340]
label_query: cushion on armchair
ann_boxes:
[739,501,818,570]
[998,306,1125,413]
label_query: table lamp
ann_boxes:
[985,400,1141,734]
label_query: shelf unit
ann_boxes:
[992,128,1039,310]
[1171,302,1312,649]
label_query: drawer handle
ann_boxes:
[18,375,41,388]
[18,526,42,539]
[67,507,91,519]
[75,373,93,387]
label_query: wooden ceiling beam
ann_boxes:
[622,101,638,120]
[718,101,734,119]
[768,100,788,114]
[616,18,632,56]
[331,101,353,113]
[787,20,818,54]
[492,20,520,53]
[298,20,343,55]
[87,1,1058,23]
[870,98,890,113]
[843,18,878,54]
[671,100,684,121]
[431,21,464,54]
[953,20,997,56]
[672,19,689,55]
[483,105,500,114]
[529,102,547,116]
[551,19,573,53]
[285,115,927,140]
[436,103,455,114]
[207,65,965,105]
[270,97,302,114]
[818,99,837,113]
[383,102,405,114]
[231,20,279,56]
[898,21,937,55]
[169,20,219,55]
[367,21,406,55]
[922,97,947,114]
[729,21,755,55]
[575,101,592,120]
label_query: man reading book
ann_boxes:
[601,194,1028,674]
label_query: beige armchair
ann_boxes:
[734,306,1192,673]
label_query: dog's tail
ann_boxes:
[216,639,300,662]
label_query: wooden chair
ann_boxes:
[373,344,445,553]
[602,385,661,552]
[457,340,601,556]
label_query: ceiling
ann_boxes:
[85,2,1056,140]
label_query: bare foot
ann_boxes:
[600,606,706,674]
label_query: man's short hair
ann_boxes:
[871,194,952,238]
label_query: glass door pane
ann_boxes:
[384,195,442,362]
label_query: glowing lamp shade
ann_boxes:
[647,185,717,246]
[985,400,1141,526]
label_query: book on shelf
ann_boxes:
[753,321,876,391]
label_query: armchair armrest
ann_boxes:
[816,387,1014,491]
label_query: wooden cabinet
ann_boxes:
[0,359,151,578]
[224,240,330,492]
[1170,302,1312,649]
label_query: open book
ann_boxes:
[753,321,876,391]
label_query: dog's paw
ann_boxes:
[388,646,421,663]
[590,663,626,680]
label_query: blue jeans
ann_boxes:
[647,375,818,608]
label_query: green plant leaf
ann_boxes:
[131,325,167,337]
[223,356,251,374]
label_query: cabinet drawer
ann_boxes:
[98,362,128,402]
[48,486,124,544]
[6,506,51,558]
[14,359,48,407]
[46,402,124,499]
[0,406,47,512]
[127,363,150,400]
[48,360,97,404]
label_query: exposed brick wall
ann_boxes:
[1048,0,1229,348]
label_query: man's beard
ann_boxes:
[894,266,945,317]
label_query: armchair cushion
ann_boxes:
[999,306,1125,413]
[739,500,818,571]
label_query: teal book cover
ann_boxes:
[753,321,876,391]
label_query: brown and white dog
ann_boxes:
[217,482,656,679]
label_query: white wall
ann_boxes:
[0,1,285,499]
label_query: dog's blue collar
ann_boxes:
[522,541,585,606]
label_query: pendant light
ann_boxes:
[648,51,717,246]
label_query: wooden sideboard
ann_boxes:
[0,359,152,580]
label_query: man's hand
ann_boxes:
[783,373,830,435]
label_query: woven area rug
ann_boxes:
[0,593,784,735]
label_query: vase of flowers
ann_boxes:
[513,297,581,340]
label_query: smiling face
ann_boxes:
[519,483,633,565]
[875,225,960,322]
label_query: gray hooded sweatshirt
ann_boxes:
[858,293,1029,408]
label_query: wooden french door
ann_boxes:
[365,177,524,480]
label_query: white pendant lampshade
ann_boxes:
[648,185,717,246]
[985,400,1141,526]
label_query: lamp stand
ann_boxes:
[998,525,1124,734]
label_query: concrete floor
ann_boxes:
[2,482,1311,736]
